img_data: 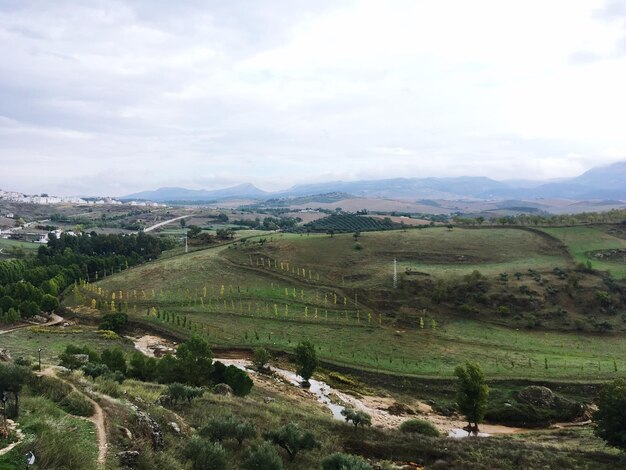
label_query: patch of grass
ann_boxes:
[0,326,136,367]
[540,226,626,278]
[60,391,94,417]
[0,394,98,470]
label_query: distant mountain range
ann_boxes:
[122,161,626,203]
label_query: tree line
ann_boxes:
[0,232,171,324]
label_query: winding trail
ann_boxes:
[39,368,107,468]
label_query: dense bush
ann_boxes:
[60,391,94,417]
[399,419,440,437]
[294,341,318,382]
[166,382,204,404]
[59,345,100,369]
[200,415,256,446]
[82,362,110,380]
[183,436,227,470]
[101,348,127,374]
[594,378,626,450]
[241,442,284,469]
[224,366,253,396]
[128,351,158,381]
[341,408,372,428]
[322,453,373,470]
[264,423,320,461]
[210,362,253,396]
[253,347,271,371]
[99,313,128,333]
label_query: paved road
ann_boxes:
[143,215,192,233]
[0,313,64,335]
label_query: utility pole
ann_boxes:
[185,235,188,253]
[393,258,397,289]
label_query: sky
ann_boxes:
[1,0,626,196]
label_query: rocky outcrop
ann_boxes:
[117,450,140,468]
[0,349,11,362]
[213,383,234,396]
[517,386,556,408]
[128,404,163,451]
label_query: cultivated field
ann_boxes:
[69,226,626,381]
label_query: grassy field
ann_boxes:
[224,228,571,286]
[0,237,40,257]
[118,312,625,380]
[65,225,626,381]
[540,226,626,278]
[0,394,98,469]
[0,326,137,365]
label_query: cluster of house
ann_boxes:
[0,189,129,206]
[0,189,165,207]
[35,229,77,244]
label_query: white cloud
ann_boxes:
[0,0,625,196]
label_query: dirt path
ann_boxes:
[0,313,64,335]
[39,368,107,468]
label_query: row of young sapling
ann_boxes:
[73,281,386,327]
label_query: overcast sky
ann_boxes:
[1,0,626,196]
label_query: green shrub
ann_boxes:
[322,452,373,470]
[399,419,440,437]
[99,312,128,332]
[32,376,72,402]
[241,441,284,469]
[183,436,227,470]
[594,379,626,450]
[82,362,110,379]
[101,348,127,374]
[93,376,122,398]
[224,365,253,396]
[200,415,255,445]
[341,408,372,428]
[253,347,271,371]
[264,423,320,461]
[60,391,94,417]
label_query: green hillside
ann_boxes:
[65,226,626,381]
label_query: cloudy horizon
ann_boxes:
[1,0,626,197]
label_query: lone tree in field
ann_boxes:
[264,422,320,461]
[341,408,372,428]
[593,378,626,451]
[454,361,489,433]
[294,341,318,384]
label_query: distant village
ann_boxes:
[0,189,163,207]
